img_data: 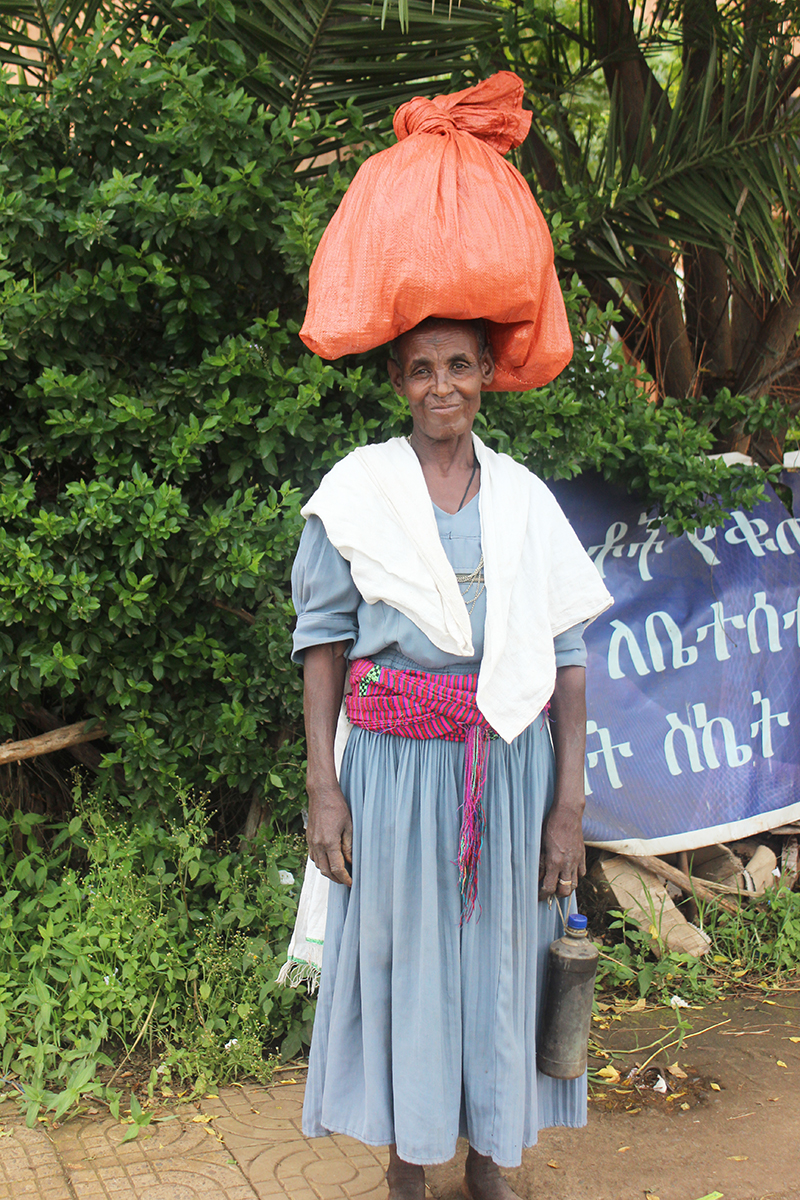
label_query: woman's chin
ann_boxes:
[414,414,474,442]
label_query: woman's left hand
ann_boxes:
[538,801,586,900]
[538,664,587,902]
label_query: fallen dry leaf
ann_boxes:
[547,1160,560,1169]
[727,1155,748,1161]
[191,1115,215,1124]
[680,1103,690,1111]
[597,1065,621,1082]
[668,1062,688,1079]
[645,1193,660,1200]
[789,1037,800,1044]
[617,1145,630,1153]
[777,1060,788,1068]
[709,1082,721,1091]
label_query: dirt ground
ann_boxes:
[427,991,800,1200]
[2,990,798,1200]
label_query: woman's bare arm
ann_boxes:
[539,664,587,899]
[303,641,353,886]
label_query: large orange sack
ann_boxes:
[300,72,572,392]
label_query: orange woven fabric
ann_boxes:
[300,71,572,392]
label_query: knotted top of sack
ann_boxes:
[393,71,532,157]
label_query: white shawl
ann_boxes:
[301,433,611,742]
[278,436,612,989]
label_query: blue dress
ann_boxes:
[291,496,587,1168]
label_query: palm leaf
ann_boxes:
[0,0,505,131]
[530,27,800,297]
[137,0,504,131]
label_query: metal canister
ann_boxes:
[537,912,599,1079]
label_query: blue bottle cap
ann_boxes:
[567,913,588,930]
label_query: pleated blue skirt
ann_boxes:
[302,714,587,1168]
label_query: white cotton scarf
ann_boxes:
[301,433,612,742]
[278,435,612,989]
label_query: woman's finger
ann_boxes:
[311,848,331,880]
[342,820,353,865]
[539,856,579,900]
[538,858,563,899]
[324,843,353,887]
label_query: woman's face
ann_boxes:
[387,322,495,444]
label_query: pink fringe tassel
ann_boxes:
[459,725,491,922]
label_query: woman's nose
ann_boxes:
[432,369,453,395]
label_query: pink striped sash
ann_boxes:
[345,658,495,921]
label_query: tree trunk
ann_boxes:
[594,0,695,399]
[636,254,696,399]
[735,261,800,403]
[684,247,732,380]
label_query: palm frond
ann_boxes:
[0,0,505,129]
[533,32,800,297]
[138,0,504,129]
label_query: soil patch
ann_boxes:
[426,989,800,1200]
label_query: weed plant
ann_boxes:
[0,782,312,1126]
[595,885,800,1004]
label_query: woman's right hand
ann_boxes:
[307,782,353,886]
[301,641,352,886]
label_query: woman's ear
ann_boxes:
[480,347,496,386]
[387,357,404,394]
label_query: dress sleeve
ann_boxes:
[291,516,361,664]
[554,622,587,669]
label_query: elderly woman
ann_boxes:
[291,316,611,1199]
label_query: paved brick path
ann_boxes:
[0,1076,389,1200]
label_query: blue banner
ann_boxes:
[551,472,800,853]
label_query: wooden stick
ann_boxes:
[20,704,127,784]
[213,600,256,626]
[617,852,741,916]
[0,720,106,766]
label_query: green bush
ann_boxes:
[0,30,392,819]
[0,783,312,1125]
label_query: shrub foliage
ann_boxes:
[0,33,391,819]
[0,28,780,1110]
[0,785,311,1125]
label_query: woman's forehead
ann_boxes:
[395,322,482,364]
